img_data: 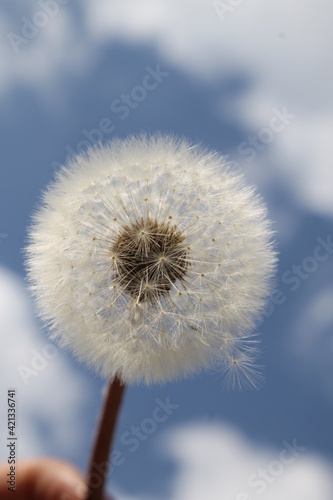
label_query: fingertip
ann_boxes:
[20,459,87,500]
[1,459,114,500]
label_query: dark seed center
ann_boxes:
[111,218,188,302]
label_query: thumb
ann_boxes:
[28,459,87,500]
[1,459,88,499]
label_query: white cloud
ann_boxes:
[2,0,332,109]
[274,116,333,216]
[0,266,94,460]
[235,111,333,219]
[0,4,92,102]
[84,0,333,107]
[157,422,333,500]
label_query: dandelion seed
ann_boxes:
[26,134,277,387]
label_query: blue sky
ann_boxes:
[1,1,333,499]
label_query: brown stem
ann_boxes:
[86,376,126,500]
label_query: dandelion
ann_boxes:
[26,134,276,385]
[26,134,276,499]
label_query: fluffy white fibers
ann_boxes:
[26,135,277,387]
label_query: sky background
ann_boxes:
[1,1,333,499]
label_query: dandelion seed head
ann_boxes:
[26,134,277,386]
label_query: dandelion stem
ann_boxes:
[86,376,125,500]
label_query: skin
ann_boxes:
[0,459,111,500]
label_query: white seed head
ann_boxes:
[26,135,277,386]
